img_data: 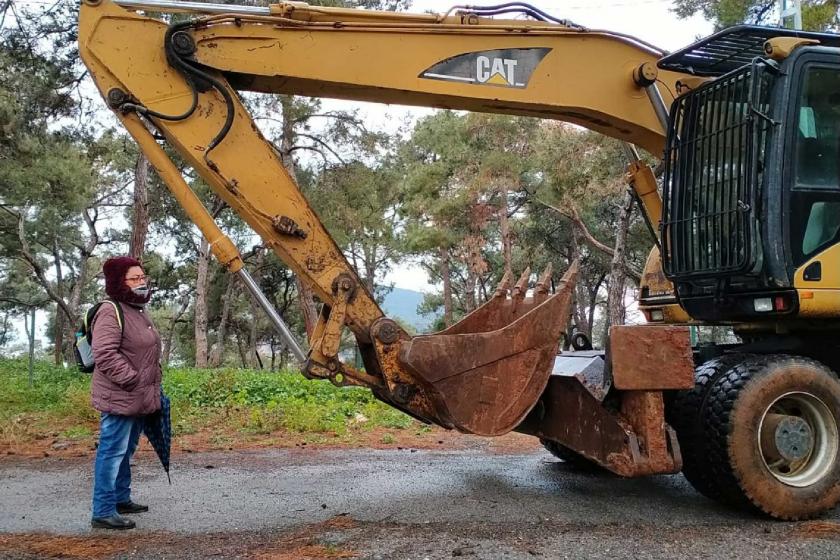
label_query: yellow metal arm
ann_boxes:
[81,0,385,333]
[177,7,683,155]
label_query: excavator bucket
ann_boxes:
[397,262,579,436]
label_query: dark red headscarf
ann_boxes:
[103,256,148,305]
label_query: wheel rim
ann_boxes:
[758,391,839,488]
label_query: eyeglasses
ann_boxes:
[125,275,148,282]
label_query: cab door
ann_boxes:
[786,58,840,318]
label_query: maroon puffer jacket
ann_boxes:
[90,302,162,416]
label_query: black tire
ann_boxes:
[667,354,747,500]
[571,332,593,351]
[541,439,602,471]
[701,355,840,520]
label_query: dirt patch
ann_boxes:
[0,517,360,560]
[0,532,157,559]
[0,416,99,461]
[247,515,359,560]
[0,425,541,463]
[251,544,356,559]
[478,431,542,454]
[792,521,840,539]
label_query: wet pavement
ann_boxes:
[1,448,839,558]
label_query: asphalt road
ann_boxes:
[1,448,839,559]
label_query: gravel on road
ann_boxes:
[1,448,839,559]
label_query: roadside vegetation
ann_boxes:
[0,358,427,456]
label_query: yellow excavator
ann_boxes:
[78,0,840,520]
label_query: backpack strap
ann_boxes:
[84,302,103,345]
[104,299,124,332]
[86,299,125,344]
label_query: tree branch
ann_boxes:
[15,214,75,323]
[531,197,642,283]
[293,133,346,164]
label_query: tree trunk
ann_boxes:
[53,306,63,366]
[440,247,453,327]
[26,307,36,387]
[129,154,151,259]
[498,183,513,278]
[464,269,478,313]
[162,295,190,366]
[295,277,318,339]
[65,231,96,363]
[278,340,287,371]
[194,237,211,367]
[209,272,236,367]
[364,249,377,295]
[607,189,634,328]
[248,249,266,369]
[587,273,606,338]
[52,239,65,365]
[573,285,591,337]
[235,330,248,368]
[0,313,10,347]
[270,337,277,371]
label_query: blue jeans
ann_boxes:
[92,413,143,518]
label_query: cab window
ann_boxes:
[791,66,840,264]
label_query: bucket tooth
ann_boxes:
[533,263,554,304]
[511,267,531,302]
[536,263,554,292]
[493,269,513,299]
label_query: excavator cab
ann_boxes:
[659,26,840,325]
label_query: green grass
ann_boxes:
[61,425,94,439]
[0,358,417,448]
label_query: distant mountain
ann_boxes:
[381,287,437,332]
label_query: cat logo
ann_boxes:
[476,56,519,86]
[420,48,550,89]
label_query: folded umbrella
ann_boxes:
[143,391,171,484]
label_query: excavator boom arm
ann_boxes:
[112,0,681,154]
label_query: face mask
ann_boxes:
[131,284,151,298]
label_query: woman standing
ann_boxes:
[90,256,161,530]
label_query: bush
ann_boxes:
[0,359,91,419]
[0,358,416,445]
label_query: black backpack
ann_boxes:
[74,300,124,373]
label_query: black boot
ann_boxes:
[117,500,149,514]
[91,514,136,530]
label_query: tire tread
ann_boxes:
[702,354,840,519]
[668,354,746,500]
